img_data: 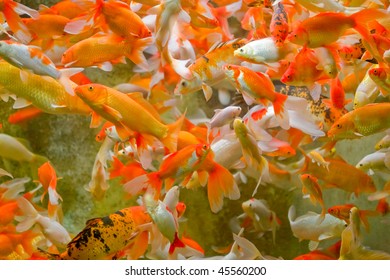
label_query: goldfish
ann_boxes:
[356,150,390,175]
[224,64,290,129]
[74,83,183,152]
[339,206,390,260]
[0,40,81,94]
[39,205,152,260]
[37,162,62,220]
[0,61,91,115]
[233,37,295,65]
[16,197,71,248]
[0,0,39,43]
[368,67,390,96]
[302,153,376,197]
[0,133,47,165]
[270,2,289,47]
[61,33,152,71]
[240,198,280,243]
[375,130,390,150]
[328,204,379,231]
[328,103,390,139]
[287,9,386,61]
[308,150,330,171]
[353,65,380,109]
[7,107,42,124]
[233,118,269,195]
[288,205,347,251]
[294,0,345,12]
[174,38,247,100]
[300,174,326,224]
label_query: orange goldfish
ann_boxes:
[0,0,39,43]
[302,154,376,197]
[74,83,183,152]
[37,162,62,220]
[328,103,390,139]
[23,14,70,41]
[270,2,289,47]
[287,9,386,60]
[224,64,289,129]
[61,33,152,71]
[323,75,349,111]
[328,204,379,231]
[300,174,326,224]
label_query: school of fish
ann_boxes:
[0,0,390,260]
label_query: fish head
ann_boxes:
[233,117,247,137]
[286,24,307,46]
[74,84,108,108]
[369,68,387,80]
[327,118,356,139]
[174,76,202,95]
[280,66,295,84]
[223,64,240,82]
[61,49,75,66]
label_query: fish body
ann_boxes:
[233,37,294,64]
[74,84,181,149]
[356,151,390,174]
[288,205,346,251]
[300,174,326,223]
[0,61,90,115]
[270,2,289,47]
[224,64,289,129]
[368,67,390,96]
[328,103,390,139]
[304,156,376,196]
[353,65,380,109]
[61,33,152,70]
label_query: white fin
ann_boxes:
[309,83,322,102]
[308,240,319,251]
[64,19,88,35]
[0,168,13,178]
[202,84,213,101]
[59,68,83,95]
[16,197,39,232]
[218,88,231,105]
[123,174,150,196]
[13,98,32,109]
[98,61,113,72]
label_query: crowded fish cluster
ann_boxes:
[1,0,390,260]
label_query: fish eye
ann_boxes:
[88,86,94,91]
[227,65,232,70]
[359,163,363,166]
[181,81,186,87]
[202,144,207,149]
[336,124,342,129]
[239,49,243,52]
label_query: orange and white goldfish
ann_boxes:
[224,64,290,129]
[37,162,62,220]
[175,38,247,100]
[353,65,380,109]
[300,174,326,224]
[288,205,347,251]
[270,2,289,47]
[39,205,152,259]
[75,83,183,152]
[328,204,379,231]
[328,103,390,139]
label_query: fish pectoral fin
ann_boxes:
[126,231,139,242]
[90,111,103,128]
[13,98,32,109]
[354,132,364,137]
[202,84,213,102]
[318,233,333,241]
[308,241,319,251]
[102,104,123,121]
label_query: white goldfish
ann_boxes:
[356,150,390,175]
[288,205,347,251]
[16,196,71,248]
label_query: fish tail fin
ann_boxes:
[207,163,240,213]
[2,2,32,43]
[123,173,156,197]
[58,68,84,95]
[161,48,193,80]
[7,107,43,124]
[351,9,387,62]
[169,232,186,255]
[359,210,380,231]
[376,198,389,215]
[124,37,153,71]
[16,197,39,232]
[37,248,61,260]
[317,203,327,225]
[273,92,289,129]
[161,114,185,153]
